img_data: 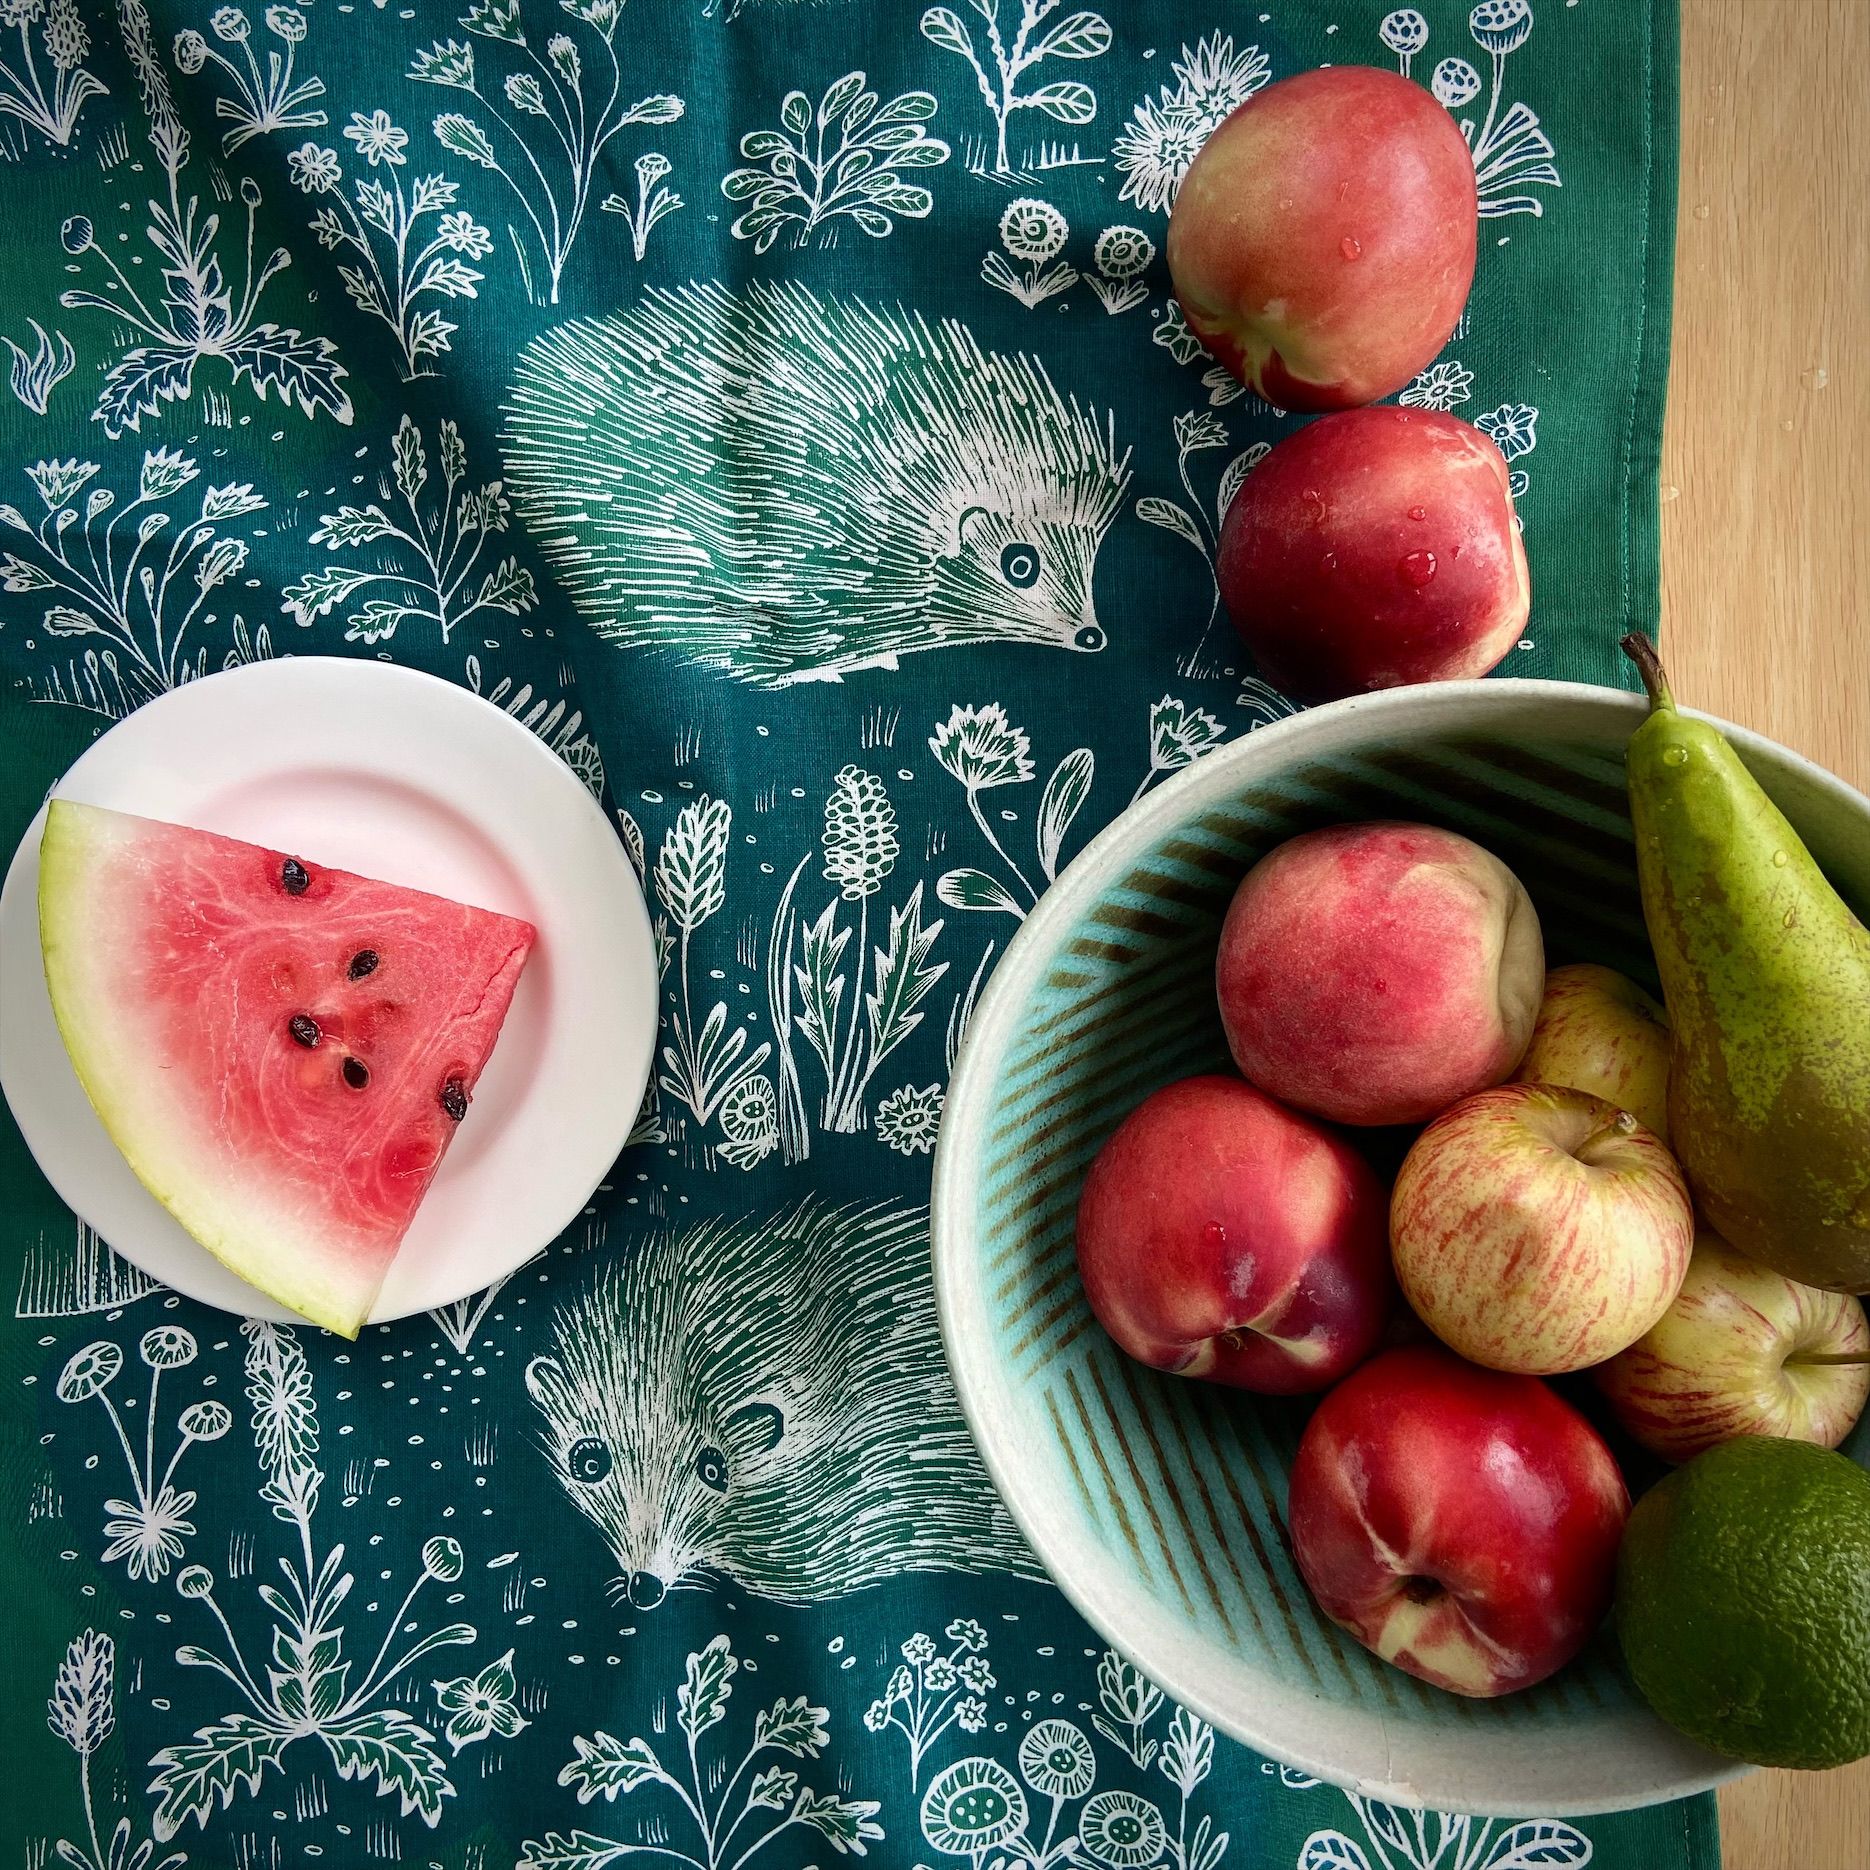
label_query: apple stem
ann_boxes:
[1575,1109,1639,1160]
[1785,1350,1870,1368]
[1620,632,1676,712]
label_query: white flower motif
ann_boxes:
[264,3,305,40]
[875,1083,943,1156]
[27,458,97,508]
[923,1656,958,1690]
[1114,33,1271,213]
[902,1633,938,1666]
[1475,401,1540,461]
[101,1484,197,1581]
[171,23,207,67]
[46,1630,113,1757]
[862,1700,890,1732]
[56,1340,122,1402]
[998,197,1067,263]
[954,1695,987,1733]
[1079,1791,1168,1867]
[436,209,494,257]
[1398,359,1476,410]
[140,1324,197,1368]
[433,1649,529,1753]
[1380,8,1430,57]
[1093,224,1155,281]
[957,1653,995,1694]
[287,141,341,194]
[138,445,199,501]
[945,1616,989,1653]
[921,1757,1025,1855]
[209,4,248,39]
[1147,695,1227,777]
[718,1073,778,1169]
[929,702,1034,792]
[1019,1719,1097,1799]
[1432,56,1483,109]
[343,108,408,167]
[1470,0,1533,55]
[179,1400,232,1440]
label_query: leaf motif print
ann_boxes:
[865,883,947,1062]
[559,1731,664,1802]
[678,1634,736,1740]
[1483,1821,1594,1869]
[148,1713,291,1839]
[1036,747,1094,882]
[754,1696,831,1758]
[519,1835,636,1870]
[322,1708,454,1826]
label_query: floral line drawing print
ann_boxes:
[409,0,683,304]
[5,318,76,413]
[2,450,269,707]
[929,701,1093,920]
[1112,33,1268,215]
[284,116,492,380]
[465,654,606,795]
[56,0,349,436]
[863,1619,994,1790]
[54,1326,231,1583]
[1092,1648,1162,1768]
[919,0,1107,179]
[917,1675,1228,1870]
[172,3,325,153]
[1382,3,1561,219]
[1475,400,1538,499]
[653,794,774,1147]
[1135,694,1226,802]
[600,150,681,259]
[1085,224,1154,314]
[0,0,107,150]
[282,414,536,644]
[723,70,949,253]
[1279,1764,1590,1870]
[1135,411,1267,676]
[1236,676,1301,733]
[1399,358,1476,411]
[42,1631,188,1870]
[503,283,1132,686]
[981,197,1076,307]
[520,1634,884,1870]
[768,766,947,1153]
[875,1081,943,1154]
[146,1321,516,1838]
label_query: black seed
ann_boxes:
[281,858,310,896]
[288,1014,321,1048]
[347,948,380,980]
[439,1077,468,1122]
[342,1056,370,1089]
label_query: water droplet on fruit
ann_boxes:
[289,1014,321,1048]
[1202,1221,1227,1250]
[440,1077,469,1123]
[1784,909,1798,928]
[1662,746,1689,766]
[343,1056,370,1089]
[1399,550,1438,586]
[1407,506,1427,521]
[1773,850,1790,867]
[1339,235,1362,260]
[348,949,380,980]
[281,858,310,896]
[1320,552,1338,572]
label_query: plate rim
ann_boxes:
[924,677,1835,1814]
[0,653,656,1326]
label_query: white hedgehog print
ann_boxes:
[525,1200,1042,1608]
[500,280,1133,686]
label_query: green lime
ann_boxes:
[1617,1436,1870,1770]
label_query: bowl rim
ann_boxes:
[931,676,1867,1816]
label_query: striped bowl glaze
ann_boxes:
[932,678,1870,1817]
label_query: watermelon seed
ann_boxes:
[347,949,380,980]
[289,1014,321,1048]
[440,1078,468,1122]
[281,858,310,896]
[343,1057,370,1089]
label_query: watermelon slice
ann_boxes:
[38,801,536,1337]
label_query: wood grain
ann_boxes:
[1666,3,1869,1864]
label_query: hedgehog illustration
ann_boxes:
[500,280,1133,686]
[524,1199,1042,1608]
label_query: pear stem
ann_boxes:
[1621,632,1676,711]
[1785,1351,1870,1368]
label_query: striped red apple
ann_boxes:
[1390,1083,1694,1374]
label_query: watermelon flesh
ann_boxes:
[38,801,536,1337]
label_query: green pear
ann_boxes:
[1622,634,1870,1292]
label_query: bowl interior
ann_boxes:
[935,681,1870,1817]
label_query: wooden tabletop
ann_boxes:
[1664,3,1867,1864]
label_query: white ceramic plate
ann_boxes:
[0,657,656,1326]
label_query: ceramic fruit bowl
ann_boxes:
[931,678,1870,1818]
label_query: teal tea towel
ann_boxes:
[0,0,1707,1864]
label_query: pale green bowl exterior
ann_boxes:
[932,679,1870,1818]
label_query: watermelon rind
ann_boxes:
[41,800,388,1337]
